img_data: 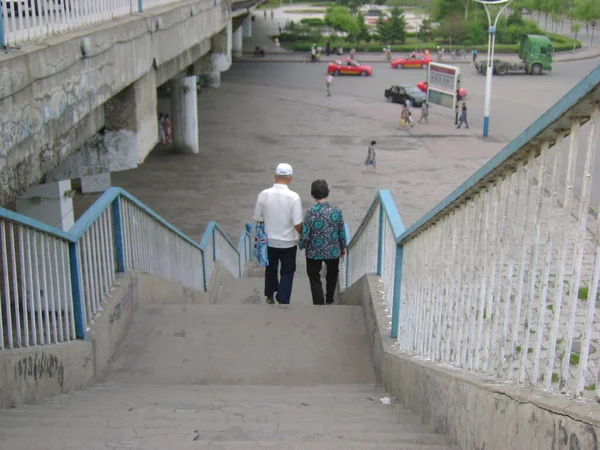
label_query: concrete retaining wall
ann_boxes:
[0,0,231,204]
[342,274,600,450]
[0,271,210,407]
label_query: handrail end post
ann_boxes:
[112,197,126,273]
[391,244,403,340]
[68,242,87,340]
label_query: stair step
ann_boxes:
[0,438,458,450]
[110,305,376,386]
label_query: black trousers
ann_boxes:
[306,258,340,305]
[265,246,297,304]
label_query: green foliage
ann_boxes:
[375,7,406,43]
[300,18,326,26]
[388,6,407,43]
[354,12,372,44]
[585,384,596,391]
[418,17,434,41]
[551,372,559,383]
[335,0,366,13]
[376,14,393,43]
[570,353,580,366]
[439,12,465,45]
[325,5,360,35]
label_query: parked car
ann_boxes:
[327,59,373,77]
[391,53,433,69]
[384,85,427,106]
[417,81,468,100]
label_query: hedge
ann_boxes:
[289,37,582,53]
[300,18,325,26]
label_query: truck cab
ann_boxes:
[519,34,553,74]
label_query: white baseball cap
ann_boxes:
[275,163,293,176]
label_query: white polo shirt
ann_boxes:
[253,183,303,248]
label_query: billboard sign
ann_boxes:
[427,62,460,110]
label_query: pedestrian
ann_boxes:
[363,140,377,172]
[419,102,429,124]
[457,102,469,129]
[311,44,317,63]
[263,9,266,18]
[326,72,333,96]
[400,104,413,128]
[349,48,356,60]
[325,40,331,56]
[158,113,165,143]
[253,163,303,305]
[278,24,282,34]
[471,48,478,62]
[299,180,346,305]
[270,9,273,19]
[163,114,172,143]
[274,36,280,48]
[454,103,459,125]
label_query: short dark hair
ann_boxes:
[371,140,376,145]
[311,179,330,200]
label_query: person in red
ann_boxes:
[163,114,172,143]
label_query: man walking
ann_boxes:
[253,163,303,305]
[326,73,333,96]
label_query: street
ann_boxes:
[223,58,599,142]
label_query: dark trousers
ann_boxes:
[306,258,340,305]
[265,246,297,304]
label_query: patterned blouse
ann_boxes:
[299,202,347,260]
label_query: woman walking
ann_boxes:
[299,180,347,305]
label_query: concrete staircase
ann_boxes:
[0,270,457,449]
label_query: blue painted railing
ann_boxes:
[344,64,600,400]
[343,190,405,338]
[0,187,251,350]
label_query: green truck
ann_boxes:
[475,34,553,75]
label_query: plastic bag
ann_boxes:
[254,222,269,267]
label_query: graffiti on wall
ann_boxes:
[13,353,65,388]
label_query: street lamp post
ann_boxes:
[475,0,514,138]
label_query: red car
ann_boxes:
[391,53,433,69]
[417,81,467,100]
[328,59,373,77]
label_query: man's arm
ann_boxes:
[253,192,264,222]
[292,196,303,234]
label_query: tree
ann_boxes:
[335,0,365,14]
[418,17,433,42]
[376,14,393,44]
[571,22,582,49]
[574,0,600,44]
[439,12,466,46]
[354,12,372,46]
[325,5,360,36]
[388,6,407,44]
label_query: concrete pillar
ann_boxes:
[170,76,199,154]
[16,180,74,232]
[81,173,111,194]
[203,72,221,88]
[233,26,242,58]
[47,69,159,183]
[242,15,252,38]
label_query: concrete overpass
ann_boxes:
[0,0,258,227]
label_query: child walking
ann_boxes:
[363,140,377,172]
